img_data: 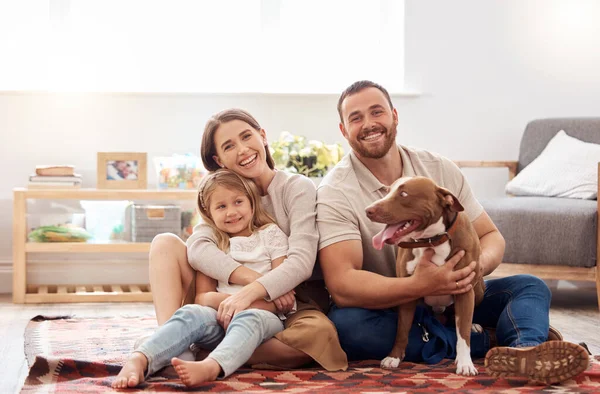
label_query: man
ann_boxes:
[316,80,589,383]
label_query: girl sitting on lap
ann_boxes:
[113,169,291,388]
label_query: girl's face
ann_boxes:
[212,120,269,179]
[207,185,253,237]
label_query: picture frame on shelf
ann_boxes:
[97,152,147,190]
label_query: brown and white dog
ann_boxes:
[366,176,485,376]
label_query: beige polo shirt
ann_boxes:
[316,144,484,278]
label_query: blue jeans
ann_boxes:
[137,304,283,377]
[328,274,551,363]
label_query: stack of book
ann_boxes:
[28,165,82,189]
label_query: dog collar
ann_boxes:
[397,212,459,249]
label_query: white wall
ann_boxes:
[2,0,600,293]
[402,0,600,158]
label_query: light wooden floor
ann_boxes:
[1,285,599,394]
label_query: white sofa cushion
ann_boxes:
[505,130,599,199]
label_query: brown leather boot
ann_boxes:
[485,325,563,348]
[547,325,563,341]
[484,341,589,384]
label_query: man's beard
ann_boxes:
[350,124,397,159]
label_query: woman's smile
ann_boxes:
[239,153,258,168]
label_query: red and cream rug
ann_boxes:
[22,315,600,393]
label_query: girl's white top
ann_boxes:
[217,224,289,294]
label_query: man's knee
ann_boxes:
[509,274,552,300]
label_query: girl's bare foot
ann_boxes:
[171,357,221,387]
[112,352,148,388]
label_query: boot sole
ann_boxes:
[484,341,589,385]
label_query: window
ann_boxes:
[0,0,404,93]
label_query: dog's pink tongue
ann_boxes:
[372,224,403,250]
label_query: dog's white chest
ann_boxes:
[407,243,454,311]
[403,217,454,311]
[405,217,452,275]
[405,243,451,275]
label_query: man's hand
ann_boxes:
[272,290,296,314]
[412,249,476,297]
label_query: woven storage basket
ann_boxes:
[131,204,181,242]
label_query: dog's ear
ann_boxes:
[437,186,464,212]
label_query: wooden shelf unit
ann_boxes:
[12,188,198,304]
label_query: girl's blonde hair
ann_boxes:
[197,169,276,251]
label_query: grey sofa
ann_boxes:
[456,118,600,311]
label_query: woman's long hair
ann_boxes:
[197,169,276,251]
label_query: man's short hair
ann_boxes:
[337,80,394,123]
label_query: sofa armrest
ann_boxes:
[454,161,519,180]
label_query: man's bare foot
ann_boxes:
[112,352,148,389]
[172,357,221,387]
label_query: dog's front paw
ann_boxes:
[455,359,478,376]
[381,355,403,369]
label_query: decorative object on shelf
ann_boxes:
[35,165,75,176]
[28,224,92,242]
[153,154,206,190]
[97,152,147,189]
[81,200,131,242]
[29,173,82,189]
[270,131,344,178]
[29,165,82,188]
[129,204,182,242]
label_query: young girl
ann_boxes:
[113,169,290,388]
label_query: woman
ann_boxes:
[149,108,347,371]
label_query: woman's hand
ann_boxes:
[272,290,296,314]
[412,249,476,297]
[217,282,266,329]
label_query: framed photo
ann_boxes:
[97,152,147,189]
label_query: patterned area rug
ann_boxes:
[22,315,600,393]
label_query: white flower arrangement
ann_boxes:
[270,131,344,178]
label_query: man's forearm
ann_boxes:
[480,230,505,276]
[330,270,424,309]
